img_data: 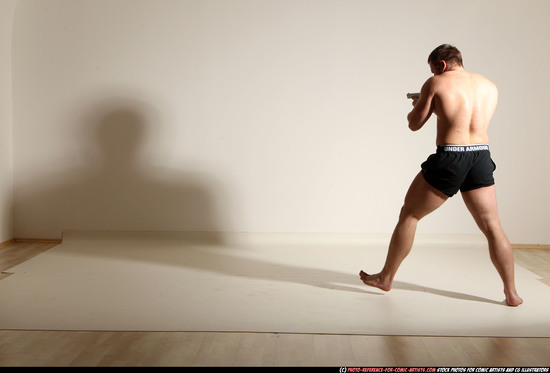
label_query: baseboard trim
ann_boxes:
[14,238,63,244]
[4,235,549,249]
[0,239,16,249]
[512,244,550,250]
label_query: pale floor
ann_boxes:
[1,241,549,367]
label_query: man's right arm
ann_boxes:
[407,77,436,131]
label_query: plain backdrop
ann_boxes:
[2,0,549,243]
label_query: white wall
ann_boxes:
[11,0,550,243]
[0,0,17,243]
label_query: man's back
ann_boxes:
[431,70,498,146]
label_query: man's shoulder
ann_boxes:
[467,71,498,93]
[423,75,446,94]
[421,75,438,90]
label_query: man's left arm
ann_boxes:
[407,78,435,131]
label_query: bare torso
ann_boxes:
[432,70,498,145]
[408,67,498,146]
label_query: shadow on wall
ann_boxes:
[21,98,226,240]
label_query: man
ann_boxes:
[359,44,523,307]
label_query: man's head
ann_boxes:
[428,44,463,75]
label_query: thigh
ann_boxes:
[461,185,502,234]
[401,172,449,220]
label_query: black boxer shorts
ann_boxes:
[421,144,496,197]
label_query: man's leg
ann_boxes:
[461,186,523,306]
[360,172,448,291]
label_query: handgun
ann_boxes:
[407,92,420,99]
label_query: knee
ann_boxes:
[398,205,422,223]
[477,219,506,241]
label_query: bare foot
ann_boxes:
[359,270,392,291]
[505,291,523,307]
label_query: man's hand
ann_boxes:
[407,92,421,107]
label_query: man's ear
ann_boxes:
[440,60,448,72]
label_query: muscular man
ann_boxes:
[360,44,523,307]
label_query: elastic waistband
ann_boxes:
[437,144,490,153]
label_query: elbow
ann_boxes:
[407,108,431,132]
[408,114,426,131]
[408,121,421,131]
[407,112,421,131]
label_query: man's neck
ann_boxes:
[445,65,464,72]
